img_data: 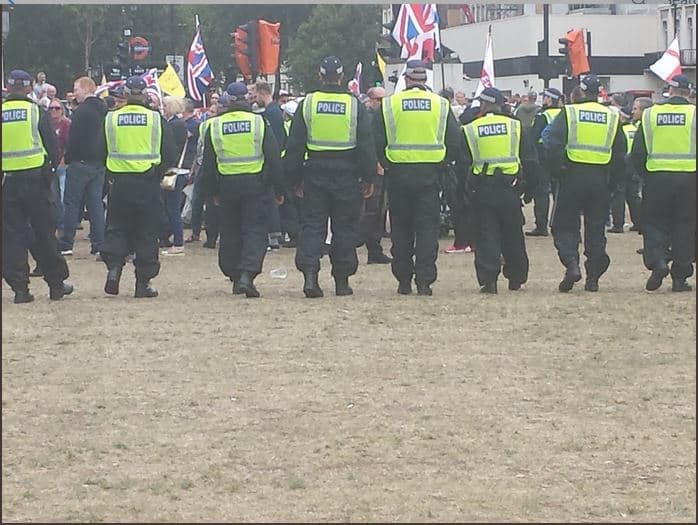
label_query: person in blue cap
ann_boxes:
[100,75,177,298]
[631,73,696,292]
[460,86,540,294]
[544,73,626,293]
[527,87,565,237]
[199,81,285,298]
[2,69,73,303]
[284,56,377,298]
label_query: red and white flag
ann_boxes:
[348,62,362,96]
[649,37,682,82]
[473,28,495,102]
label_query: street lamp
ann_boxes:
[2,8,10,87]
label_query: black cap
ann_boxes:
[225,82,248,100]
[125,75,147,92]
[542,87,563,101]
[404,60,428,82]
[579,74,601,93]
[478,87,504,106]
[668,74,694,90]
[7,69,32,87]
[319,56,343,76]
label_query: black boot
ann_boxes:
[238,272,260,298]
[232,281,245,295]
[671,279,692,292]
[416,284,433,296]
[558,263,582,293]
[14,290,35,304]
[397,281,412,295]
[646,262,669,291]
[584,278,599,292]
[335,276,353,296]
[367,253,392,264]
[135,279,158,298]
[49,281,74,300]
[480,281,498,294]
[508,280,522,291]
[104,267,123,296]
[303,272,323,298]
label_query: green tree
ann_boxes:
[285,5,382,92]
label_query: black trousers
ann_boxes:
[358,175,387,257]
[472,178,529,286]
[552,171,611,279]
[641,173,696,280]
[2,171,69,292]
[279,190,301,241]
[452,200,476,248]
[610,170,642,229]
[532,166,552,231]
[295,168,361,278]
[388,171,441,286]
[101,175,161,281]
[217,177,269,281]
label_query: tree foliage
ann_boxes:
[285,5,382,92]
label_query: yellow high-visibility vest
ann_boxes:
[463,113,521,175]
[564,102,619,165]
[2,99,47,171]
[538,107,562,144]
[211,111,265,175]
[622,122,637,154]
[381,88,449,163]
[105,105,162,173]
[302,92,357,151]
[641,104,696,172]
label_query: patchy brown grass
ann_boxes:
[2,213,695,522]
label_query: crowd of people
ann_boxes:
[1,59,695,302]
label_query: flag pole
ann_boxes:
[437,15,445,92]
[195,14,207,108]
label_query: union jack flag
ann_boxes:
[140,68,163,109]
[391,4,441,63]
[187,29,214,103]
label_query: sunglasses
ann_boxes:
[49,106,62,111]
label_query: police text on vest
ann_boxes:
[117,114,147,126]
[656,113,686,126]
[402,99,432,111]
[316,101,346,115]
[478,123,507,137]
[223,121,251,134]
[2,109,28,122]
[578,111,607,124]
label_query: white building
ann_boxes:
[381,3,696,99]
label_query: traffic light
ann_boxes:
[558,36,569,57]
[233,20,258,81]
[116,41,131,73]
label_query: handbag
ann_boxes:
[161,138,189,191]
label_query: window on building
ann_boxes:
[688,17,694,49]
[662,20,668,49]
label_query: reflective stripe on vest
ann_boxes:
[565,102,619,165]
[2,100,47,171]
[463,114,521,175]
[382,88,448,164]
[642,104,696,172]
[538,107,562,144]
[622,122,637,154]
[281,119,292,158]
[302,92,357,151]
[211,112,265,175]
[105,105,162,173]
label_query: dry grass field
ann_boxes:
[2,211,696,522]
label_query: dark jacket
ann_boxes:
[631,96,695,178]
[373,86,467,181]
[284,84,376,186]
[166,116,188,167]
[263,100,287,150]
[200,103,284,198]
[545,99,626,184]
[102,99,177,177]
[182,114,201,169]
[64,95,107,164]
[4,93,58,170]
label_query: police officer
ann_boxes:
[632,74,696,292]
[374,61,466,295]
[285,56,376,298]
[2,69,72,304]
[544,74,625,292]
[200,82,284,298]
[462,87,539,293]
[608,105,643,233]
[101,76,176,298]
[526,87,564,237]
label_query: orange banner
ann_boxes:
[258,20,281,75]
[567,29,590,77]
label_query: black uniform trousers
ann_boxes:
[217,176,269,281]
[641,173,695,280]
[610,166,642,230]
[279,190,301,241]
[387,170,441,287]
[552,171,611,279]
[358,174,387,257]
[531,163,552,231]
[472,176,529,286]
[2,170,69,292]
[295,165,361,278]
[101,175,161,281]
